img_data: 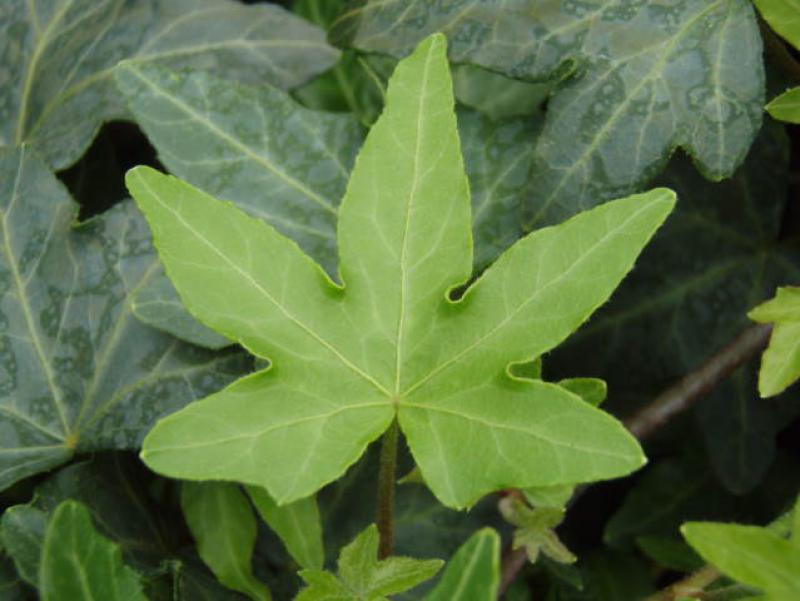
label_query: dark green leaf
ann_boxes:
[0,147,247,491]
[1,0,338,169]
[0,505,46,586]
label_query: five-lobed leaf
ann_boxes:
[39,500,147,601]
[0,0,338,169]
[0,147,246,492]
[297,524,442,601]
[332,0,763,229]
[181,482,271,601]
[128,34,674,509]
[749,287,800,398]
[423,528,500,601]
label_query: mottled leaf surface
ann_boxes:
[181,482,271,601]
[129,35,671,507]
[247,486,324,571]
[424,529,500,601]
[0,147,246,491]
[0,0,338,169]
[332,0,764,227]
[548,122,800,493]
[297,524,442,601]
[749,287,800,397]
[117,62,538,346]
[39,500,147,601]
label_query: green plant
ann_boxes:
[1,1,799,600]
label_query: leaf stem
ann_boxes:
[376,419,399,559]
[644,565,722,601]
[624,324,772,440]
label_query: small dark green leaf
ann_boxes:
[0,505,46,586]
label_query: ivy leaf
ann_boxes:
[749,287,800,397]
[332,0,764,227]
[452,65,550,122]
[499,496,576,565]
[181,482,271,601]
[297,524,442,601]
[39,500,147,601]
[115,61,537,346]
[681,518,800,600]
[548,120,800,493]
[0,505,46,587]
[767,88,800,124]
[754,0,800,48]
[424,529,500,601]
[0,147,247,492]
[128,34,672,508]
[0,0,338,169]
[247,485,325,571]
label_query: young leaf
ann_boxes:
[332,1,763,228]
[0,0,338,169]
[128,34,673,508]
[181,482,271,601]
[39,500,147,601]
[0,505,47,586]
[424,529,500,601]
[297,524,442,600]
[767,88,800,125]
[499,497,576,565]
[247,485,325,570]
[0,147,246,492]
[749,287,800,397]
[681,521,800,599]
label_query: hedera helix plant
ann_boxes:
[127,32,671,515]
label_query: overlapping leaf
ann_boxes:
[548,121,800,493]
[127,35,672,509]
[0,0,338,169]
[0,147,247,492]
[757,0,800,125]
[115,61,539,346]
[424,529,500,601]
[749,287,800,398]
[332,0,764,228]
[40,500,147,601]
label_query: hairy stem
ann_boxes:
[376,419,399,559]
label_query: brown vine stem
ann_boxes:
[498,323,772,598]
[376,419,399,559]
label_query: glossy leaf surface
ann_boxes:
[749,287,800,397]
[129,34,673,508]
[297,524,442,601]
[0,147,246,492]
[39,500,147,601]
[181,482,271,601]
[424,528,500,601]
[332,0,764,227]
[0,0,338,169]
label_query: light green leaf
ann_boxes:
[424,529,500,601]
[332,0,763,227]
[557,378,607,407]
[0,0,338,169]
[755,0,800,49]
[297,524,442,601]
[181,482,271,601]
[499,497,575,565]
[129,34,671,508]
[522,485,574,510]
[750,288,800,397]
[682,521,800,599]
[116,62,536,346]
[39,500,147,601]
[0,505,46,587]
[0,147,247,492]
[767,88,800,124]
[247,485,324,571]
[549,120,800,493]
